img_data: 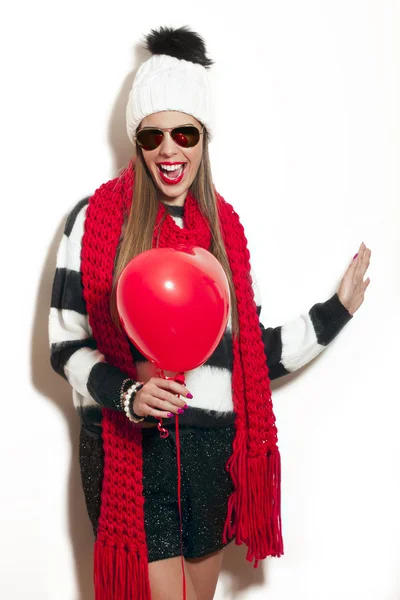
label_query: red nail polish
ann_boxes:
[178,408,184,414]
[353,253,358,260]
[167,412,173,418]
[186,393,193,399]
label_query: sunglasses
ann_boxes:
[134,125,203,151]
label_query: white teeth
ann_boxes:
[158,164,184,179]
[159,164,183,171]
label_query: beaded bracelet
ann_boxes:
[121,381,145,423]
[119,378,134,410]
[119,378,134,398]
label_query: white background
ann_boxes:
[1,1,399,599]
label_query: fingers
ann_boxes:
[355,242,371,280]
[133,378,192,419]
[351,242,371,277]
[349,243,362,270]
[133,392,174,419]
[152,378,192,401]
[153,389,187,409]
[133,389,181,419]
[145,405,178,420]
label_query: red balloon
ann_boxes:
[116,245,230,372]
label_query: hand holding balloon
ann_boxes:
[132,376,192,419]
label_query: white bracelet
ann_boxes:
[123,381,145,423]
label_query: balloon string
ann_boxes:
[156,369,187,600]
[175,411,186,600]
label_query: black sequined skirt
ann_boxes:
[78,423,236,562]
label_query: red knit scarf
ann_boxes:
[81,164,283,599]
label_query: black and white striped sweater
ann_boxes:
[49,197,353,438]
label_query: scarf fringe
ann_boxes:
[223,436,284,567]
[94,540,150,600]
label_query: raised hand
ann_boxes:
[337,242,371,316]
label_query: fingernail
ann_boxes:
[183,404,189,409]
[186,393,193,399]
[353,253,358,260]
[167,412,174,418]
[178,408,185,414]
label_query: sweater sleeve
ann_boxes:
[48,198,135,412]
[250,268,353,380]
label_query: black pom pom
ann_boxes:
[144,25,213,68]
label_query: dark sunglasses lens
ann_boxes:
[171,126,200,148]
[136,129,163,150]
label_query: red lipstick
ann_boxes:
[156,162,186,185]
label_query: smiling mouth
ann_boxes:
[156,163,186,183]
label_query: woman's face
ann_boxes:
[138,111,204,206]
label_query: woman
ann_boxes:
[49,26,371,600]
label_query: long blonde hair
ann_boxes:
[110,129,239,335]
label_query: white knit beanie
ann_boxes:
[126,27,215,147]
